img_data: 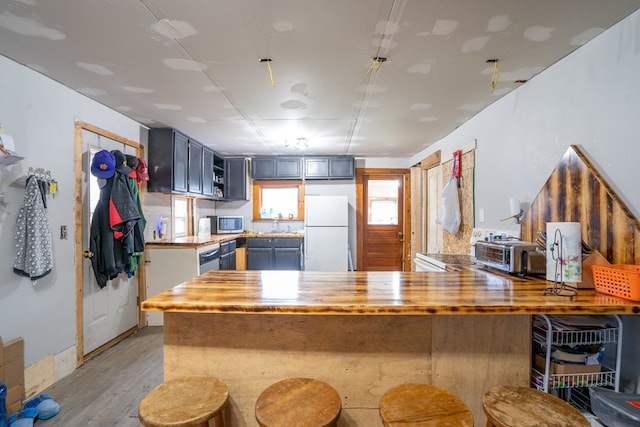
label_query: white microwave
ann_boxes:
[209,215,244,234]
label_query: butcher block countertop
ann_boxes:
[141,269,640,315]
[145,232,303,248]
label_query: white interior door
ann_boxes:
[82,129,138,355]
[426,166,443,254]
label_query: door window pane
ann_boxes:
[367,180,399,225]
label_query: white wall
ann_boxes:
[408,10,640,392]
[409,10,640,228]
[0,56,144,376]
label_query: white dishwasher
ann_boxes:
[145,243,220,326]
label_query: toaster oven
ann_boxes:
[474,240,546,276]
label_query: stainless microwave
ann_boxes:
[209,215,244,234]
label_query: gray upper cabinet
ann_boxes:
[304,156,355,180]
[148,128,190,193]
[252,156,303,180]
[148,128,222,198]
[224,157,249,200]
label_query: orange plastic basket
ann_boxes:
[590,264,640,301]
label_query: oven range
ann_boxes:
[414,227,520,272]
[414,252,476,272]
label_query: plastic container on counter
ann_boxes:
[589,386,640,427]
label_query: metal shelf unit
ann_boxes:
[531,314,622,396]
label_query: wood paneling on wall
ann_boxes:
[521,145,640,265]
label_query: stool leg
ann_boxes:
[208,411,224,427]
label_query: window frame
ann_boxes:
[172,195,193,237]
[252,180,305,221]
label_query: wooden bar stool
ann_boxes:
[483,386,590,427]
[255,377,341,427]
[379,383,473,426]
[138,376,229,427]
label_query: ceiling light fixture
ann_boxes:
[365,56,388,78]
[285,137,309,150]
[259,58,275,87]
[486,58,500,93]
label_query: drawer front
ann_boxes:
[273,238,301,248]
[247,238,272,248]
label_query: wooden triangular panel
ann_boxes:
[521,145,640,265]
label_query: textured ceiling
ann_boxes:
[1,0,638,157]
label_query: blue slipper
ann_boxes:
[22,392,60,420]
[8,408,37,427]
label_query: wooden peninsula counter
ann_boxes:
[142,269,640,426]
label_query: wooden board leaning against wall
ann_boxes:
[521,145,640,266]
[410,148,475,266]
[442,150,475,254]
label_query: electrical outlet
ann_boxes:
[60,225,67,240]
[479,208,485,223]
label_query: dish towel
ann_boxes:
[13,175,53,280]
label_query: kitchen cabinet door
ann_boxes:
[252,156,302,180]
[173,131,189,192]
[304,156,354,180]
[202,147,214,197]
[224,157,248,200]
[274,247,301,270]
[147,128,189,193]
[188,140,203,194]
[247,247,272,270]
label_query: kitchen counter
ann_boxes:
[145,232,303,248]
[142,270,639,426]
[142,269,640,315]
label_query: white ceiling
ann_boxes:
[1,1,638,158]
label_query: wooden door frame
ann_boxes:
[355,168,411,271]
[73,120,146,367]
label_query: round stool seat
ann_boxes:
[255,377,341,427]
[483,386,590,427]
[379,383,473,426]
[139,376,229,427]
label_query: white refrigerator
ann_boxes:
[304,195,349,271]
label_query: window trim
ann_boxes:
[252,180,305,221]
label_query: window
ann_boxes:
[253,180,305,220]
[172,196,189,237]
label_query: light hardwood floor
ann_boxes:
[37,326,164,426]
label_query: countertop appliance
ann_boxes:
[209,215,244,234]
[474,240,545,275]
[198,245,221,274]
[304,195,349,271]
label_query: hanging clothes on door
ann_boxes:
[89,149,146,287]
[123,154,146,277]
[13,175,53,280]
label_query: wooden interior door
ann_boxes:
[356,168,410,271]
